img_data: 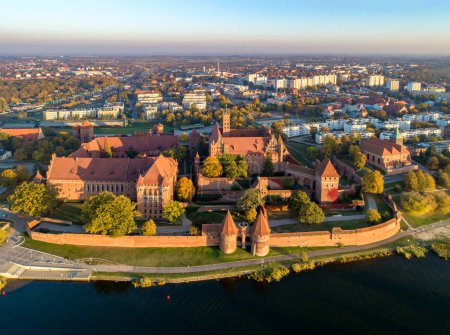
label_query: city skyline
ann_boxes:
[1,0,450,56]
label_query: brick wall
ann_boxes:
[27,216,401,249]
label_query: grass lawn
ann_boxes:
[21,236,328,267]
[94,122,174,135]
[48,202,84,225]
[186,209,246,224]
[285,141,314,168]
[325,210,364,217]
[392,194,450,227]
[373,195,393,217]
[271,218,370,233]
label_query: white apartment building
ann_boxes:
[97,106,122,119]
[366,75,385,87]
[144,105,158,120]
[136,90,163,104]
[281,124,302,138]
[288,74,337,90]
[343,121,367,133]
[380,128,442,140]
[406,82,422,93]
[182,90,207,110]
[386,79,400,91]
[315,131,375,144]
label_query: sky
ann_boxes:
[1,0,450,56]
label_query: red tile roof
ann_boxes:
[360,137,410,157]
[0,128,43,143]
[220,210,238,235]
[315,159,339,178]
[252,210,271,237]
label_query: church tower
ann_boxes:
[222,108,230,136]
[390,127,404,146]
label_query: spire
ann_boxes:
[252,209,271,237]
[220,210,238,235]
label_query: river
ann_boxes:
[1,254,449,335]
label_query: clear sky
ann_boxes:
[1,0,450,56]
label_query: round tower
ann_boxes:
[219,210,238,254]
[251,208,271,257]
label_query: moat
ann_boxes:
[1,255,449,335]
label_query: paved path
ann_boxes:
[364,193,377,210]
[155,214,192,235]
[1,207,450,280]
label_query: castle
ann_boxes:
[209,109,288,175]
[47,154,178,219]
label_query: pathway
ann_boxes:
[1,208,450,280]
[364,193,377,210]
[156,214,192,235]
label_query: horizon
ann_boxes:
[1,0,450,56]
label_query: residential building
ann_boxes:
[386,79,400,92]
[182,90,207,110]
[367,75,385,87]
[406,82,421,93]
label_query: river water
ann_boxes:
[1,255,449,335]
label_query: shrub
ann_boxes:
[292,261,316,273]
[400,192,436,215]
[396,245,428,259]
[367,209,382,224]
[248,265,290,283]
[142,219,156,236]
[0,276,6,290]
[244,208,257,224]
[0,228,7,246]
[132,277,153,288]
[431,242,450,260]
[189,223,201,236]
[393,184,402,193]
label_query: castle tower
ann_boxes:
[222,108,230,136]
[315,158,340,203]
[251,208,271,257]
[79,120,94,143]
[219,210,238,254]
[390,127,404,146]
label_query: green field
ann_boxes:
[22,236,324,267]
[392,194,450,227]
[93,122,174,135]
[285,141,315,168]
[271,218,369,233]
[48,202,84,225]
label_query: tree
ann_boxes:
[438,169,450,188]
[0,97,9,112]
[176,177,196,202]
[288,191,310,214]
[163,200,185,223]
[0,169,18,187]
[245,207,257,224]
[262,155,274,177]
[404,171,419,191]
[83,193,139,236]
[142,219,156,236]
[306,146,319,160]
[367,209,382,224]
[8,182,57,217]
[224,161,239,179]
[102,139,112,158]
[81,191,116,224]
[322,135,337,158]
[189,223,201,236]
[353,152,367,170]
[298,202,325,224]
[362,170,384,194]
[426,156,440,170]
[202,156,223,178]
[237,189,264,212]
[401,192,436,215]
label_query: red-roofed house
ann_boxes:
[0,127,44,144]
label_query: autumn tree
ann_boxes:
[237,189,264,212]
[176,177,196,202]
[426,156,440,170]
[298,202,325,224]
[245,207,257,224]
[8,182,57,217]
[202,156,223,178]
[142,219,157,236]
[83,192,139,236]
[306,146,319,160]
[367,209,382,224]
[101,139,113,158]
[353,152,367,170]
[362,170,384,194]
[163,200,185,223]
